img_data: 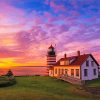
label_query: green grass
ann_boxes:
[86,78,100,87]
[0,76,100,100]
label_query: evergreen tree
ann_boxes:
[6,69,13,77]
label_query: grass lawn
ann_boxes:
[86,78,100,87]
[0,76,100,100]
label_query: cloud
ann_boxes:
[0,0,100,65]
[0,47,24,58]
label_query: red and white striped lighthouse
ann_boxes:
[47,45,56,66]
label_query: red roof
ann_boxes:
[55,54,99,66]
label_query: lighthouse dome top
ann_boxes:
[48,45,54,49]
[47,45,56,56]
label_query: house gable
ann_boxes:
[81,55,99,80]
[89,55,99,66]
[81,54,99,67]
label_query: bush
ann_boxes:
[0,76,16,87]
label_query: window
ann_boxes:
[60,69,62,74]
[62,69,64,74]
[84,69,88,76]
[60,69,64,75]
[65,69,68,74]
[55,68,57,74]
[60,61,65,65]
[60,60,70,65]
[50,70,53,75]
[58,69,60,75]
[86,60,89,66]
[91,61,94,67]
[71,69,74,76]
[65,60,70,65]
[76,69,79,77]
[93,69,96,75]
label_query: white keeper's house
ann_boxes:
[47,45,99,81]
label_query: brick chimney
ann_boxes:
[77,51,80,56]
[64,53,67,58]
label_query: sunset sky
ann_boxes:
[0,0,100,67]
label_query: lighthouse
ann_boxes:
[47,45,56,66]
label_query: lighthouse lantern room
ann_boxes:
[47,45,56,66]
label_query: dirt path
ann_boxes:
[83,86,100,95]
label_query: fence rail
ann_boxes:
[57,75,85,85]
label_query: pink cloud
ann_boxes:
[50,1,66,13]
[0,47,24,58]
[0,0,99,66]
[93,51,100,63]
[0,2,31,34]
